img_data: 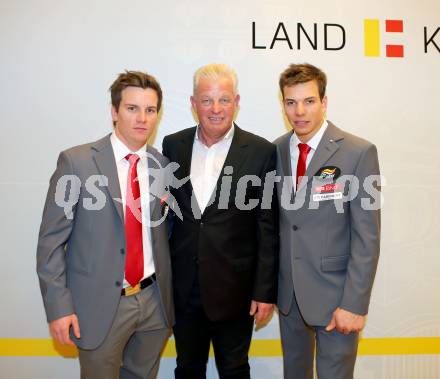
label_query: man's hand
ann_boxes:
[325,307,366,334]
[250,300,274,328]
[49,314,81,346]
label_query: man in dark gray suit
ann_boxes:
[274,63,381,379]
[37,71,174,378]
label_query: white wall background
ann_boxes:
[1,0,439,378]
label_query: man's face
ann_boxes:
[282,80,327,143]
[111,86,159,151]
[191,77,240,140]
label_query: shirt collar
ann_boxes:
[195,124,235,143]
[110,131,147,162]
[291,120,328,151]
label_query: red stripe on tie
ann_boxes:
[386,20,403,33]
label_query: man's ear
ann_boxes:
[234,94,240,106]
[111,105,118,123]
[190,95,196,111]
[322,95,328,111]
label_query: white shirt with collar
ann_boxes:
[190,124,234,213]
[290,120,328,192]
[110,132,155,287]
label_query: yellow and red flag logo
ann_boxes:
[364,19,404,57]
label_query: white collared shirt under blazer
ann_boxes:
[190,125,234,213]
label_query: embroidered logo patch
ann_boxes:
[315,166,341,181]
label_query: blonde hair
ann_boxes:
[193,63,238,95]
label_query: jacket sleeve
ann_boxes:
[36,151,78,322]
[252,144,279,303]
[339,143,381,315]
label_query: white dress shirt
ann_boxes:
[290,120,328,192]
[190,125,234,213]
[110,132,155,287]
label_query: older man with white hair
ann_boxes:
[163,63,279,379]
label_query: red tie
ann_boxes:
[296,143,311,189]
[125,154,144,287]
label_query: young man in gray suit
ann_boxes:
[274,63,381,379]
[37,71,174,379]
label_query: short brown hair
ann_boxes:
[109,70,163,112]
[279,63,327,100]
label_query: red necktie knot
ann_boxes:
[298,143,311,155]
[125,153,140,165]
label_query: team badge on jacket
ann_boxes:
[315,166,341,181]
[313,166,343,202]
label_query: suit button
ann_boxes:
[200,222,204,227]
[115,281,121,287]
[192,256,198,263]
[120,249,125,255]
[292,225,299,231]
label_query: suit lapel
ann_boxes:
[91,135,124,223]
[177,128,195,183]
[297,122,344,193]
[218,125,248,185]
[146,145,158,219]
[178,127,202,217]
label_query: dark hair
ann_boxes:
[279,63,327,100]
[110,70,163,112]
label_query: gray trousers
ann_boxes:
[279,293,358,379]
[78,282,170,379]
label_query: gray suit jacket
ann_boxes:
[274,122,380,326]
[37,134,174,349]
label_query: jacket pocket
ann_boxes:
[321,254,349,272]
